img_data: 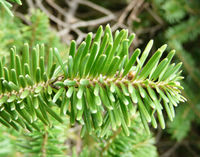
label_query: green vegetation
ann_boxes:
[0,0,199,156]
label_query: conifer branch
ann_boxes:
[0,25,186,136]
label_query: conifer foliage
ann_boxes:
[0,0,22,16]
[0,25,185,137]
[153,0,200,143]
[77,113,158,157]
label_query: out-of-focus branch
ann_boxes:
[29,0,146,46]
[118,0,140,24]
[144,3,164,25]
[64,0,79,23]
[45,0,67,17]
[15,12,31,25]
[72,14,115,28]
[26,0,35,13]
[35,0,67,27]
[160,142,181,157]
[76,0,113,16]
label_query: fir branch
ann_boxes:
[0,25,185,137]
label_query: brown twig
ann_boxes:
[58,14,115,38]
[160,142,181,157]
[111,0,145,47]
[127,0,145,27]
[144,3,164,25]
[45,0,67,17]
[72,15,115,28]
[15,12,31,25]
[76,0,113,16]
[183,141,199,157]
[118,0,139,24]
[26,0,35,14]
[64,0,79,22]
[35,0,67,27]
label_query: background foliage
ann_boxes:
[0,0,199,156]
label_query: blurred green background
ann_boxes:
[0,0,200,156]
